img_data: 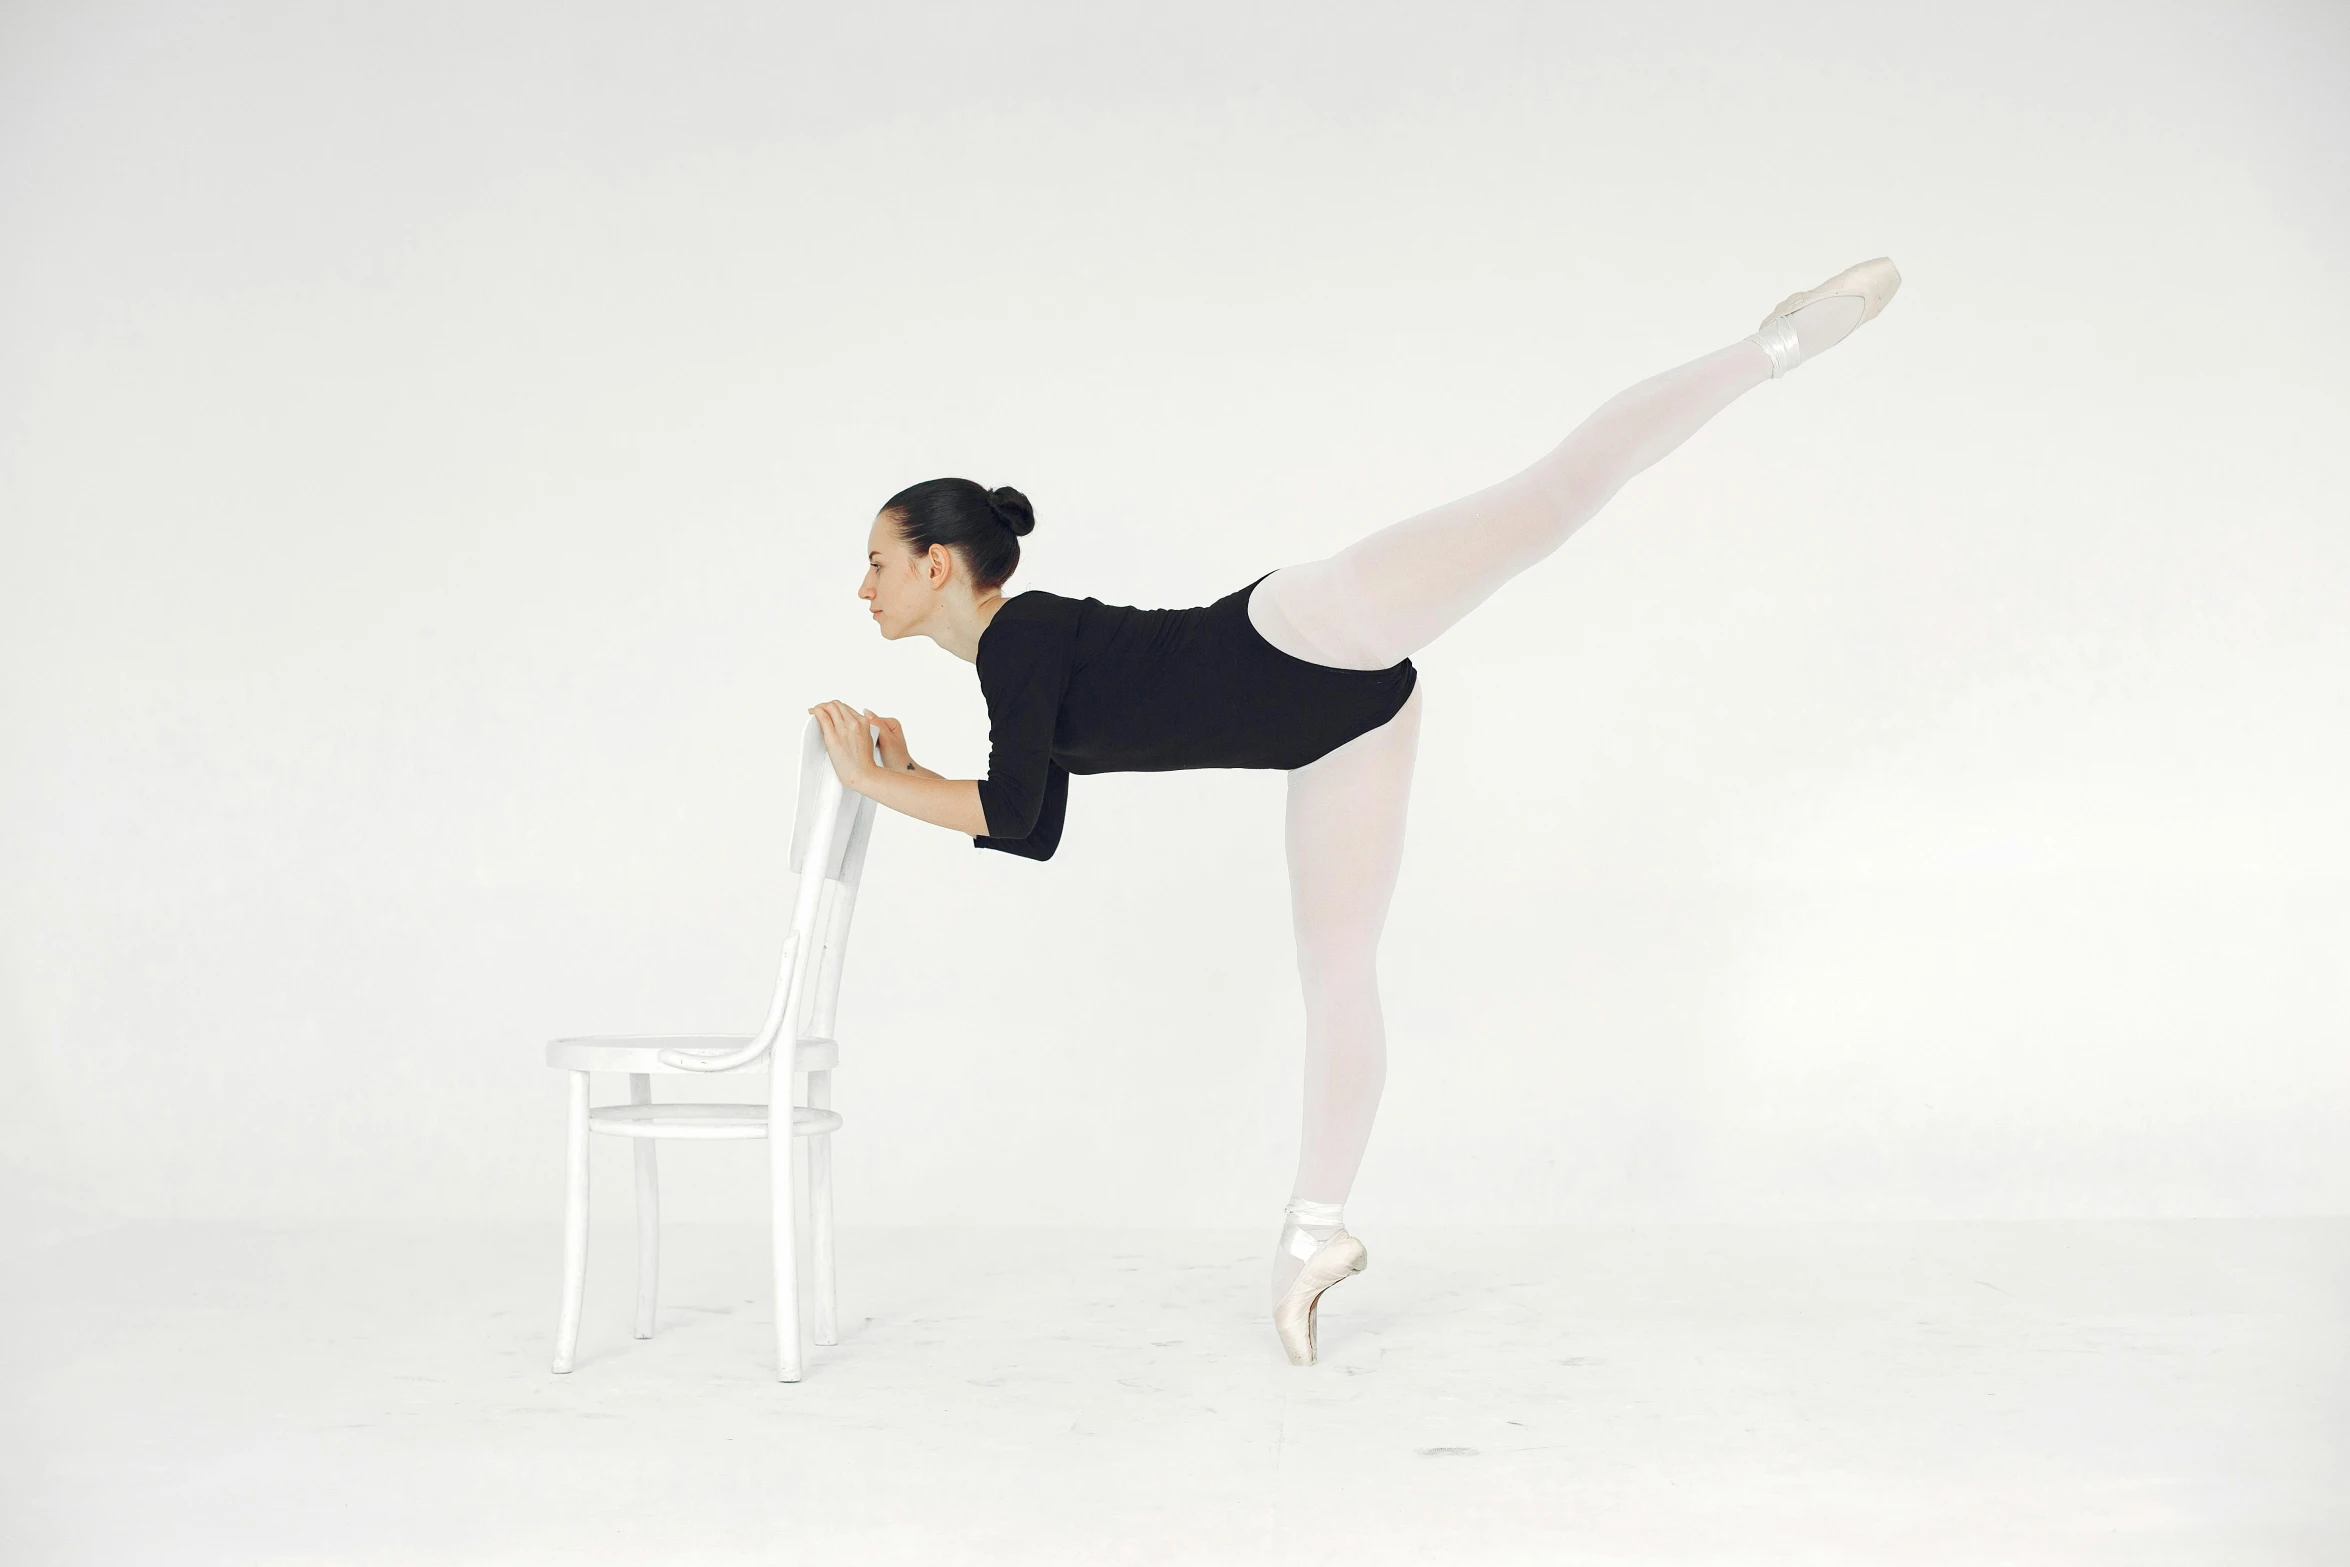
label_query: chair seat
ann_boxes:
[545,1033,838,1073]
[588,1102,844,1140]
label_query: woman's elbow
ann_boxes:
[961,795,996,837]
[971,781,1028,839]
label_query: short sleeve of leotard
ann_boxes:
[971,603,1076,861]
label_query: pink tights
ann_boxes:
[1246,333,1777,1295]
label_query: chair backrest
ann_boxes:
[753,718,882,1059]
[788,716,878,885]
[780,718,883,1047]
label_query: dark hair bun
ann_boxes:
[985,485,1035,537]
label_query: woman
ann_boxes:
[808,257,1902,1365]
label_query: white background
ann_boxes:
[4,0,2344,1232]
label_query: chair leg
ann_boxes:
[552,1069,591,1374]
[630,1073,659,1340]
[771,1094,804,1382]
[808,1069,838,1346]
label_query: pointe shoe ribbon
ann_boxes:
[1273,1229,1368,1367]
[1751,255,1902,378]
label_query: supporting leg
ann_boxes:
[630,1072,658,1340]
[552,1068,591,1374]
[807,1068,838,1346]
[1272,681,1422,1311]
[770,1092,804,1382]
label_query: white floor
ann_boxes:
[2,1217,2342,1565]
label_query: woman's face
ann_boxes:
[860,512,930,639]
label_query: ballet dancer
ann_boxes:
[808,258,1903,1364]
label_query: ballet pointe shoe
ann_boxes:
[1749,256,1902,378]
[1273,1229,1368,1366]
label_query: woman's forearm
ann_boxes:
[857,763,989,837]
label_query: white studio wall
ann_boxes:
[3,0,2345,1233]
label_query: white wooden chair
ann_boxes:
[546,715,881,1381]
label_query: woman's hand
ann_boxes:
[864,710,915,772]
[804,703,986,835]
[806,699,880,791]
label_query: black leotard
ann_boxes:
[970,570,1417,861]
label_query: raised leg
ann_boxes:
[770,1092,804,1382]
[630,1072,658,1339]
[1248,338,1773,672]
[1272,679,1422,1310]
[552,1068,591,1374]
[807,1068,838,1346]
